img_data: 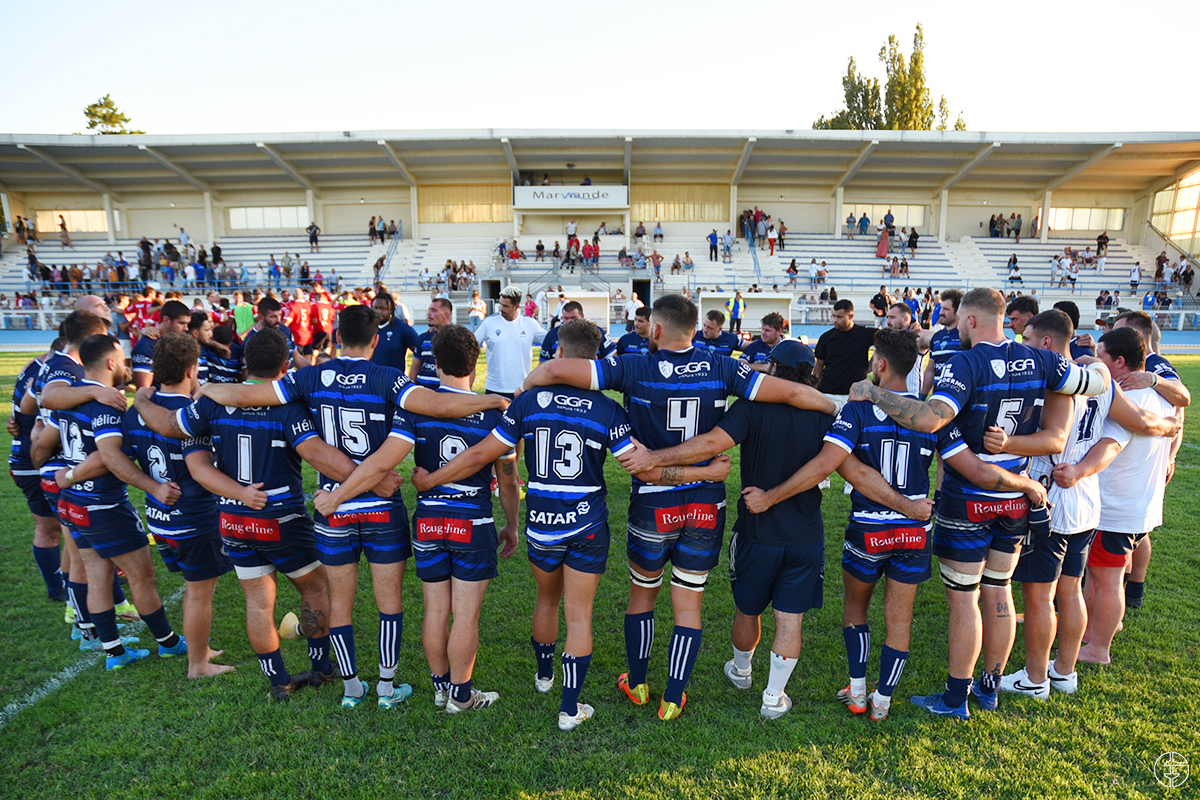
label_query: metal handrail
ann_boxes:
[1143,219,1197,261]
[379,230,402,281]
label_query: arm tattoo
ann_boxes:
[661,466,685,485]
[167,414,185,439]
[871,385,954,429]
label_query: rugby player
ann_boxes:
[123,334,236,679]
[522,294,835,721]
[316,325,519,714]
[614,305,651,357]
[538,302,615,363]
[202,324,242,384]
[10,345,65,604]
[285,287,315,365]
[692,309,743,357]
[739,312,788,372]
[44,334,186,669]
[1109,310,1189,610]
[885,303,928,394]
[26,312,137,635]
[1076,326,1177,667]
[995,311,1177,697]
[848,287,1108,718]
[410,297,453,388]
[243,296,308,372]
[370,292,418,372]
[134,329,374,701]
[131,300,192,388]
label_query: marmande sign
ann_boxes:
[513,186,629,209]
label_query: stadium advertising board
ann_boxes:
[513,186,629,209]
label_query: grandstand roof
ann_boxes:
[1,130,1198,199]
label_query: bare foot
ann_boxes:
[1076,645,1111,666]
[188,662,235,680]
[206,648,225,661]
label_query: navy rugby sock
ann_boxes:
[532,637,556,681]
[624,611,655,687]
[662,626,701,706]
[560,653,592,716]
[878,646,908,698]
[32,545,64,597]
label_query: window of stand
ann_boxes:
[844,204,926,229]
[1048,208,1125,231]
[35,209,117,233]
[228,206,307,230]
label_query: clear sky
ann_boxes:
[3,0,1195,136]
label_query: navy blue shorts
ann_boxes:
[155,528,233,583]
[934,493,1030,563]
[314,500,412,566]
[12,470,53,517]
[527,521,610,575]
[728,532,824,616]
[1060,529,1097,579]
[1012,506,1082,583]
[412,513,497,583]
[64,501,148,560]
[41,466,68,525]
[627,492,726,574]
[219,511,321,580]
[843,521,932,585]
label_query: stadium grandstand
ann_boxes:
[2,130,1200,337]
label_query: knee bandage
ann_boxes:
[980,567,1013,588]
[939,563,981,592]
[629,565,663,589]
[669,566,709,593]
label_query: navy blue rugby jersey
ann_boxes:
[614,331,650,357]
[124,392,216,537]
[403,387,511,521]
[739,337,782,365]
[130,334,156,379]
[10,357,42,473]
[242,325,295,371]
[539,325,616,363]
[592,348,762,499]
[931,339,1092,499]
[825,395,942,527]
[413,329,439,387]
[691,330,743,358]
[175,393,319,518]
[48,383,130,511]
[929,327,961,383]
[492,384,633,544]
[202,341,243,384]
[272,356,418,500]
[33,351,84,423]
[1146,352,1180,382]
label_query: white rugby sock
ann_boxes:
[733,646,754,673]
[765,651,797,698]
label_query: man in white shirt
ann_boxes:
[566,219,577,238]
[1077,326,1177,667]
[475,285,547,398]
[623,292,644,333]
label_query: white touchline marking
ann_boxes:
[0,585,186,731]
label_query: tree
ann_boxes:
[813,24,965,131]
[81,95,144,135]
[813,58,883,130]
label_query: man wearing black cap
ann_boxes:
[616,339,919,720]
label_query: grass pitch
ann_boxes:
[0,351,1196,799]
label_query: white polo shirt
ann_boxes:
[475,313,546,393]
[1096,386,1174,534]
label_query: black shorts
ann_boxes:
[12,470,53,517]
[728,532,824,616]
[296,343,315,356]
[1013,517,1095,584]
[155,529,233,582]
[311,331,330,350]
[309,235,319,244]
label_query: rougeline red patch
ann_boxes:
[415,517,472,543]
[966,497,1028,522]
[42,477,60,494]
[654,503,719,534]
[328,509,391,528]
[58,500,90,527]
[862,526,927,554]
[219,513,282,542]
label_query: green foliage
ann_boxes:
[815,24,966,132]
[0,350,1195,799]
[80,94,144,135]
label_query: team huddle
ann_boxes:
[8,284,1185,729]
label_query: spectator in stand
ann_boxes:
[682,252,694,271]
[524,294,538,318]
[368,216,378,245]
[623,292,643,333]
[468,290,487,331]
[635,221,646,242]
[907,228,919,258]
[376,216,386,243]
[722,229,734,259]
[846,212,857,239]
[654,222,663,242]
[535,240,546,262]
[876,221,889,259]
[707,229,719,262]
[1009,260,1022,283]
[756,217,768,250]
[777,220,787,251]
[899,258,909,277]
[649,250,664,275]
[670,255,682,275]
[767,225,778,255]
[787,260,799,286]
